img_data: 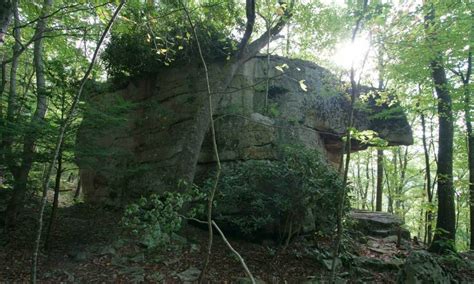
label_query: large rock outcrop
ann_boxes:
[397,251,452,283]
[76,56,413,204]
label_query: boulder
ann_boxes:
[354,256,403,271]
[397,250,451,283]
[349,210,410,239]
[177,267,201,282]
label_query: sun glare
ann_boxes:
[331,37,372,70]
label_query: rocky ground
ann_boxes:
[1,194,474,283]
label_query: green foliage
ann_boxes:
[202,145,346,238]
[121,186,205,249]
[291,0,351,61]
[351,129,388,147]
[102,22,237,82]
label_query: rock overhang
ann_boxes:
[76,55,414,203]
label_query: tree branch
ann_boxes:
[240,0,294,63]
[236,0,256,59]
[212,220,255,283]
[466,50,472,84]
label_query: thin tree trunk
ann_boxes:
[454,49,473,249]
[356,155,362,209]
[392,149,400,214]
[264,15,271,113]
[421,110,433,245]
[0,57,6,116]
[44,143,62,251]
[371,150,376,211]
[6,0,19,123]
[2,0,19,172]
[363,150,370,210]
[376,149,384,211]
[285,21,290,56]
[74,178,81,200]
[464,63,473,251]
[397,146,409,218]
[330,1,368,282]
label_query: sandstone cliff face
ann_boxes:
[76,56,413,204]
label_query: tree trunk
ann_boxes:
[459,50,473,250]
[370,150,375,211]
[74,178,81,200]
[421,110,433,245]
[0,0,13,45]
[396,147,408,218]
[376,149,384,211]
[362,151,370,210]
[2,0,19,171]
[356,154,362,209]
[172,2,293,192]
[330,1,368,281]
[44,143,62,250]
[429,58,455,252]
[392,149,400,214]
[465,86,474,251]
[5,0,53,229]
[425,5,456,252]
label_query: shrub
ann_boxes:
[121,186,205,249]
[201,145,346,240]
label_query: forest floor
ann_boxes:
[1,191,474,283]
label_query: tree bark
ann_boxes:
[0,0,13,45]
[421,110,433,245]
[458,50,472,250]
[2,0,19,171]
[363,150,370,210]
[370,149,375,211]
[5,0,53,229]
[465,79,473,251]
[394,147,408,218]
[356,155,362,209]
[425,4,456,252]
[376,149,384,211]
[44,142,62,251]
[74,178,81,200]
[429,59,455,252]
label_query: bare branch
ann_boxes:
[212,221,255,283]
